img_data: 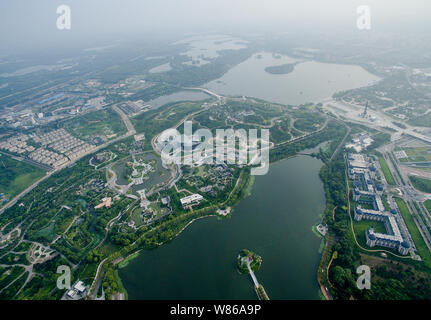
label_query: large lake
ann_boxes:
[119,156,326,299]
[205,52,380,105]
[147,90,210,109]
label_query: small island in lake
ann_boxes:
[237,249,262,274]
[264,62,298,75]
[237,249,269,300]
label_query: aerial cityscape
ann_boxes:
[1,0,431,310]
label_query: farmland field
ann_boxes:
[0,154,46,203]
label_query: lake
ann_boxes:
[119,155,326,299]
[205,52,380,105]
[147,91,210,109]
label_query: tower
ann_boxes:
[362,101,368,118]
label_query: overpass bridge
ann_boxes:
[404,130,431,145]
[183,87,223,100]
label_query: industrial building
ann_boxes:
[65,281,87,300]
[180,194,203,207]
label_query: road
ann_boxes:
[88,257,108,299]
[112,104,136,135]
[330,121,351,161]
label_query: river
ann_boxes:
[119,155,326,299]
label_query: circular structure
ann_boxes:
[401,241,410,249]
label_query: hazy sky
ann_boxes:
[0,0,430,53]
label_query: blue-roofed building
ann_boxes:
[38,93,65,105]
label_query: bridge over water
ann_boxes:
[246,260,269,300]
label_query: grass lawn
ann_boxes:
[353,219,387,248]
[378,157,396,185]
[149,202,168,217]
[395,198,431,269]
[425,200,431,216]
[0,155,46,202]
[78,262,99,284]
[35,221,56,242]
[409,176,431,194]
[130,207,145,227]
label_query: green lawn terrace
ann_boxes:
[237,249,262,275]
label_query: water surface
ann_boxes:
[120,156,326,299]
[147,91,210,109]
[205,52,380,105]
